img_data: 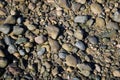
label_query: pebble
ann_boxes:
[75,0,86,4]
[95,64,101,72]
[66,55,77,67]
[75,40,86,50]
[48,38,60,53]
[18,49,25,56]
[16,37,27,44]
[74,29,84,40]
[57,0,70,10]
[113,11,120,22]
[96,17,105,27]
[28,3,35,11]
[58,52,67,59]
[74,15,88,24]
[0,49,5,57]
[0,24,10,34]
[71,2,81,12]
[4,36,14,45]
[77,63,92,77]
[4,15,16,24]
[46,25,59,39]
[13,26,24,35]
[62,43,73,52]
[90,3,102,14]
[8,45,17,54]
[88,36,98,44]
[17,17,23,24]
[113,70,120,77]
[97,0,105,3]
[0,9,6,15]
[0,57,8,68]
[106,21,119,30]
[24,20,36,31]
[52,67,59,76]
[37,47,46,56]
[44,61,51,69]
[35,35,47,44]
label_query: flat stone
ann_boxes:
[46,25,59,39]
[90,3,102,14]
[58,52,67,59]
[0,57,8,68]
[74,15,88,24]
[0,24,11,34]
[62,43,73,52]
[4,15,16,24]
[66,55,77,67]
[75,40,86,50]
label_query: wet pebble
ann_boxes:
[90,3,102,14]
[58,52,67,59]
[74,15,88,24]
[0,57,8,68]
[66,55,77,67]
[35,35,47,44]
[88,36,98,44]
[0,24,11,34]
[8,45,17,54]
[37,47,46,56]
[13,25,24,35]
[106,21,119,30]
[75,40,86,50]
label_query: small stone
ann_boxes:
[71,2,81,12]
[24,20,36,31]
[17,17,23,24]
[0,24,10,34]
[96,17,105,27]
[28,3,35,10]
[48,38,60,53]
[4,36,14,45]
[35,35,47,44]
[106,21,119,30]
[75,0,86,4]
[44,62,51,69]
[90,3,102,14]
[77,63,92,77]
[72,78,79,80]
[66,55,77,67]
[4,15,16,24]
[13,26,24,35]
[37,47,46,56]
[18,49,25,56]
[0,9,6,15]
[16,37,27,44]
[62,43,73,52]
[46,25,59,39]
[113,11,120,22]
[57,0,70,10]
[86,19,94,27]
[40,66,45,74]
[47,0,54,3]
[88,36,98,44]
[0,49,5,57]
[113,70,120,77]
[0,57,8,68]
[74,15,88,24]
[52,67,59,76]
[75,40,86,50]
[74,29,84,40]
[56,10,62,17]
[97,0,105,3]
[8,45,17,54]
[95,64,101,72]
[58,52,67,59]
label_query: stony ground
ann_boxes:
[0,0,120,80]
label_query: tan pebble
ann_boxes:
[44,62,51,69]
[13,0,25,1]
[28,3,35,11]
[0,49,5,57]
[42,45,50,52]
[75,0,86,4]
[66,55,77,67]
[56,10,62,17]
[13,52,20,59]
[0,9,6,15]
[90,3,102,14]
[97,0,105,3]
[52,67,58,76]
[74,29,83,40]
[47,0,55,3]
[0,57,8,68]
[4,15,16,24]
[35,35,47,44]
[67,67,73,72]
[113,70,120,77]
[24,42,33,48]
[96,17,105,27]
[62,43,73,52]
[95,64,101,72]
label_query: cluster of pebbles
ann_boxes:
[0,0,120,79]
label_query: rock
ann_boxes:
[106,21,119,30]
[13,26,24,35]
[74,29,84,40]
[62,43,73,52]
[90,3,102,14]
[96,17,105,27]
[52,67,59,76]
[0,9,6,15]
[24,20,36,31]
[97,0,105,3]
[4,36,14,45]
[58,52,67,59]
[37,47,46,56]
[4,15,16,24]
[71,2,81,12]
[18,49,25,56]
[35,35,47,44]
[46,25,59,39]
[0,57,8,68]
[77,63,92,77]
[95,64,101,72]
[88,36,98,44]
[66,55,77,67]
[0,49,5,57]
[0,24,10,34]
[75,0,86,4]
[17,17,23,24]
[113,11,120,22]
[75,40,86,50]
[86,19,94,27]
[8,45,17,54]
[28,3,35,10]
[16,37,27,44]
[113,70,120,77]
[48,38,60,53]
[74,15,88,24]
[44,61,51,69]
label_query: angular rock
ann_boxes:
[113,70,120,77]
[0,49,5,57]
[106,21,119,30]
[4,15,16,24]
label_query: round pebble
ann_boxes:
[66,55,77,67]
[35,35,47,44]
[88,36,98,44]
[62,43,73,52]
[58,52,67,59]
[75,40,86,50]
[8,45,17,54]
[17,17,23,24]
[18,49,25,56]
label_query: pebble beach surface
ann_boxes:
[0,0,120,80]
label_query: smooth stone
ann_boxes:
[96,17,105,27]
[0,24,10,34]
[106,21,119,30]
[17,17,23,24]
[62,43,73,52]
[113,11,120,22]
[44,62,51,69]
[46,25,59,39]
[24,20,36,31]
[71,2,81,12]
[4,36,15,45]
[0,57,8,68]
[58,52,67,59]
[57,0,70,10]
[66,55,77,67]
[74,29,84,40]
[95,64,101,72]
[86,19,94,27]
[35,35,47,44]
[13,26,24,35]
[16,37,27,44]
[18,49,25,56]
[90,3,102,14]
[75,0,86,4]
[113,70,120,77]
[75,40,86,50]
[0,49,5,57]
[4,15,16,24]
[88,36,98,44]
[74,15,88,24]
[48,38,60,53]
[8,45,17,54]
[97,0,105,3]
[37,47,46,56]
[72,78,79,80]
[77,63,92,77]
[52,67,59,76]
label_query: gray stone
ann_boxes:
[4,15,16,24]
[58,52,67,59]
[106,21,119,30]
[0,24,10,34]
[75,40,86,50]
[8,45,17,54]
[16,37,27,44]
[113,11,120,22]
[37,47,46,56]
[13,26,24,35]
[18,49,25,56]
[17,17,23,24]
[4,36,13,45]
[74,15,88,24]
[88,36,98,44]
